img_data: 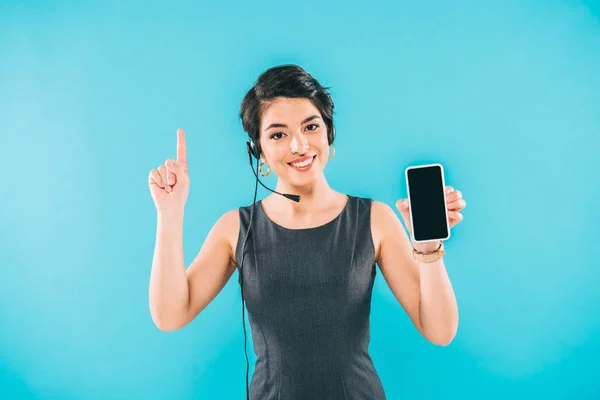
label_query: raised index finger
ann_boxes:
[177,128,187,163]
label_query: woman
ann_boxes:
[148,65,466,399]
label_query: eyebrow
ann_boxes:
[264,115,321,131]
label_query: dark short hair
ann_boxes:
[239,64,335,157]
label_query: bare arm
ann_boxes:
[149,209,188,331]
[372,200,458,346]
[149,209,239,331]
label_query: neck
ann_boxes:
[270,174,337,215]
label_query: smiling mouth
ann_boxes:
[288,155,316,169]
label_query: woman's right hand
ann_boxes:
[148,128,190,213]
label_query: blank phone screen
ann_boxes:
[406,165,449,241]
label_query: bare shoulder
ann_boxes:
[370,200,398,229]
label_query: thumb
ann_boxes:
[395,199,409,210]
[166,160,189,184]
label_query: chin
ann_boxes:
[286,171,316,183]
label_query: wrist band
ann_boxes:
[412,241,445,263]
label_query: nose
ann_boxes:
[290,134,309,154]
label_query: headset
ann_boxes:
[238,127,335,399]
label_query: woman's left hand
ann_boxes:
[395,186,466,253]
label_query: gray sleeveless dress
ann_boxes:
[235,194,387,400]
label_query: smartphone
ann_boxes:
[405,163,450,243]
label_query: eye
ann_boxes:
[270,132,285,140]
[305,124,319,131]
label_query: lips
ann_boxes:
[288,155,316,171]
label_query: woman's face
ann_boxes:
[259,97,330,187]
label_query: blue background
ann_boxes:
[1,0,599,398]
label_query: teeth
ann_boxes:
[291,156,314,168]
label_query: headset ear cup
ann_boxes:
[250,139,260,159]
[246,140,260,164]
